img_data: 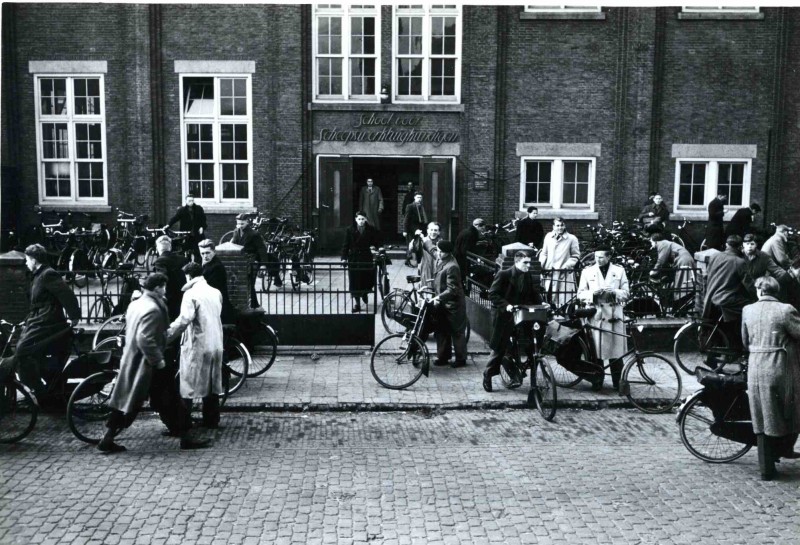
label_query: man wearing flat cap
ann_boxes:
[429,240,468,368]
[703,235,751,349]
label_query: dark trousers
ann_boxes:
[485,327,533,379]
[150,348,191,435]
[16,330,72,399]
[435,328,467,364]
[183,395,220,428]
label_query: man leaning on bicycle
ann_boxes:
[483,251,544,393]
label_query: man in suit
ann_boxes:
[430,240,468,368]
[515,206,544,250]
[705,193,728,251]
[164,194,207,263]
[454,218,487,288]
[403,193,429,267]
[725,202,761,239]
[577,248,630,390]
[98,273,208,453]
[199,239,236,324]
[358,178,384,230]
[483,251,544,392]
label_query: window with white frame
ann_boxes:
[681,6,759,13]
[34,75,107,204]
[393,5,461,102]
[180,75,252,204]
[524,5,601,12]
[674,159,751,211]
[520,158,595,210]
[314,4,380,101]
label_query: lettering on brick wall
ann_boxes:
[316,114,459,146]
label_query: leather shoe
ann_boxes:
[352,304,361,313]
[450,360,467,369]
[589,375,604,392]
[98,441,127,454]
[779,450,800,459]
[180,438,212,450]
[482,371,493,393]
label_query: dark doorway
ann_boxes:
[352,158,419,245]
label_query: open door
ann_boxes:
[420,158,453,239]
[318,157,353,252]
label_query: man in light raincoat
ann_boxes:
[166,262,224,429]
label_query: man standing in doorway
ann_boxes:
[358,178,384,230]
[403,192,429,267]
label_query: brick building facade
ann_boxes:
[2,4,798,251]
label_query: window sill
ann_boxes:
[309,103,464,113]
[672,210,745,222]
[533,209,599,221]
[677,12,764,20]
[203,206,257,215]
[520,12,606,21]
[38,204,112,214]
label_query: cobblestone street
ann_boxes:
[2,409,798,545]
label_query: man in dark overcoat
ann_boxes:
[164,194,207,263]
[483,251,544,392]
[153,235,187,321]
[702,235,751,349]
[637,193,670,234]
[454,218,487,287]
[358,178,384,230]
[403,193,429,267]
[341,211,381,313]
[15,244,81,401]
[430,240,468,368]
[231,214,280,302]
[742,233,789,301]
[725,202,761,239]
[705,193,727,251]
[98,273,208,453]
[515,207,545,250]
[742,276,800,480]
[199,239,236,324]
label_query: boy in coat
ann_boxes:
[577,248,630,390]
[430,240,468,368]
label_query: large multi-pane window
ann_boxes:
[521,158,595,210]
[674,159,750,211]
[314,4,380,101]
[180,75,252,204]
[394,5,461,102]
[35,75,107,203]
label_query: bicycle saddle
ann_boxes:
[406,275,421,284]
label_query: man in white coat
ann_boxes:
[539,217,580,309]
[166,262,225,430]
[577,248,630,390]
[417,222,442,287]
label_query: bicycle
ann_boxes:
[625,267,696,319]
[548,306,683,413]
[381,274,435,334]
[673,315,747,375]
[494,304,559,421]
[373,245,392,300]
[676,365,754,463]
[288,230,317,291]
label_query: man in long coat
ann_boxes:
[742,276,800,479]
[454,218,487,287]
[430,240,468,368]
[539,218,580,309]
[725,202,761,239]
[417,222,441,288]
[199,239,236,324]
[703,235,752,349]
[15,244,81,401]
[403,193,429,266]
[99,273,207,452]
[577,248,630,390]
[164,194,207,263]
[341,212,381,312]
[705,193,727,251]
[483,251,544,392]
[358,178,384,230]
[516,206,545,250]
[166,263,224,429]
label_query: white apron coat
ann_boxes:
[577,263,630,359]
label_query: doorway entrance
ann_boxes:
[317,155,454,252]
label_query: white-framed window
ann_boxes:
[179,74,253,206]
[520,157,596,211]
[393,4,461,103]
[681,6,759,13]
[34,75,107,204]
[524,5,601,12]
[674,159,751,212]
[313,4,380,102]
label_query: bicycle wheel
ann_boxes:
[625,283,662,319]
[69,249,90,288]
[94,336,124,363]
[546,335,590,388]
[529,357,557,421]
[219,230,235,245]
[242,322,278,377]
[222,340,250,396]
[88,297,113,323]
[144,247,158,273]
[499,354,525,390]
[93,314,126,349]
[622,352,682,413]
[673,322,732,375]
[0,380,38,444]
[67,370,117,445]
[380,290,412,335]
[678,394,752,463]
[370,333,427,390]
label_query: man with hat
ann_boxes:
[430,240,468,368]
[455,218,487,288]
[703,234,751,349]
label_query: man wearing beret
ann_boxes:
[430,240,468,368]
